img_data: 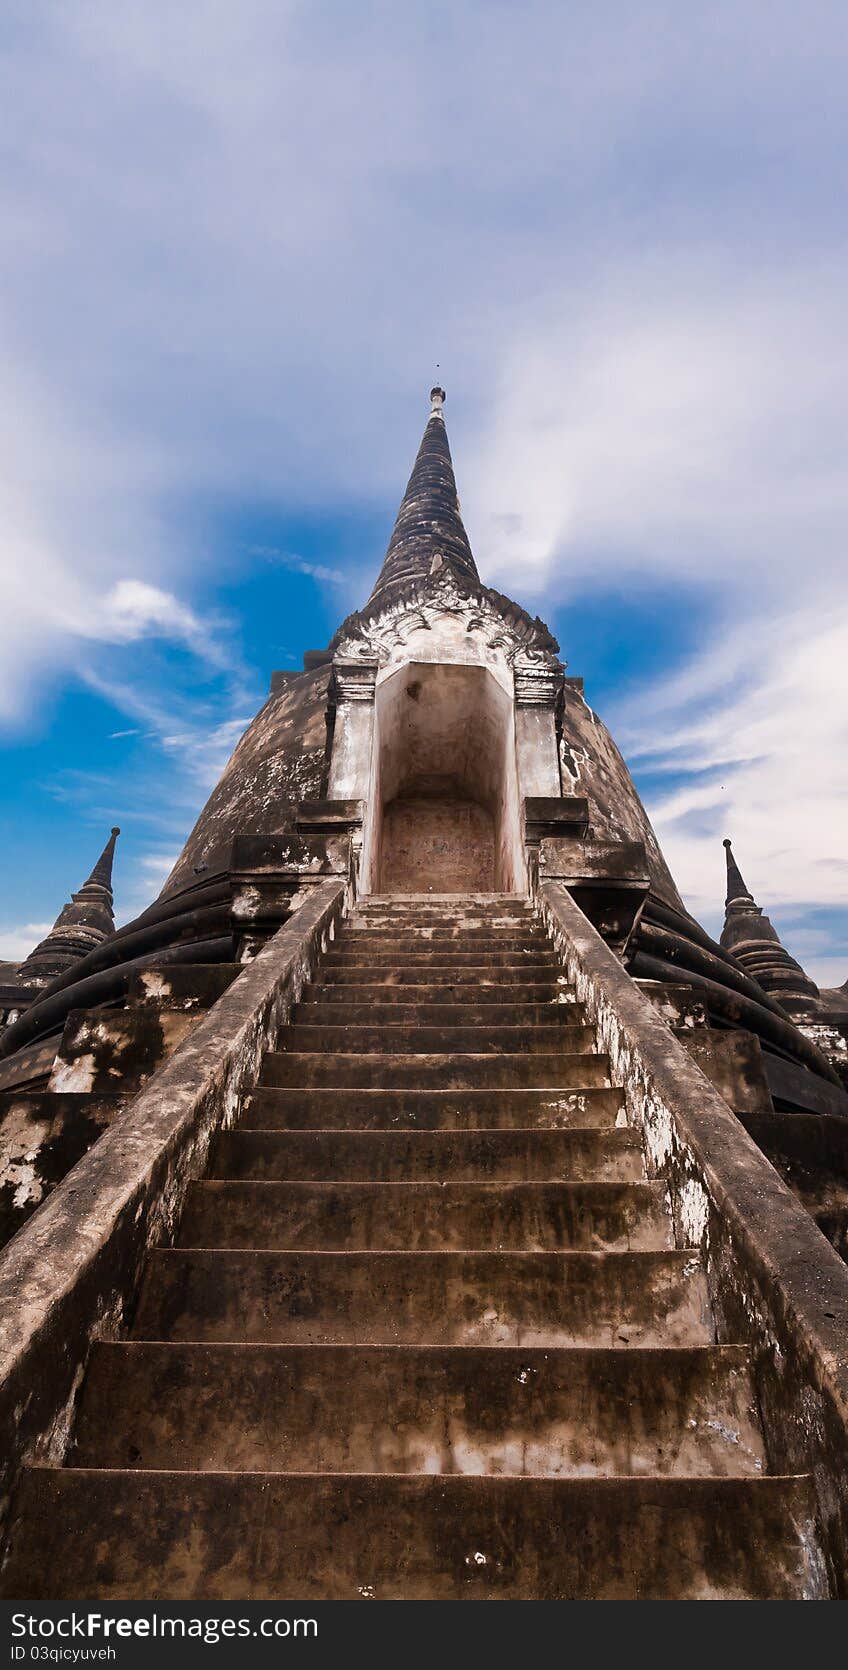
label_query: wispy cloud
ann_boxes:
[159,716,255,791]
[0,922,52,963]
[249,545,345,585]
[463,260,848,607]
[94,581,231,665]
[112,849,183,926]
[608,600,848,985]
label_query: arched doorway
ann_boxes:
[360,661,525,896]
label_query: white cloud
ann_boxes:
[801,958,848,992]
[462,263,848,605]
[0,923,53,963]
[455,257,848,979]
[606,600,848,979]
[139,853,179,879]
[97,580,213,650]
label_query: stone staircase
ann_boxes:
[0,895,825,1599]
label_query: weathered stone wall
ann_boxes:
[162,667,331,897]
[558,681,683,912]
[379,795,496,893]
[0,1095,121,1250]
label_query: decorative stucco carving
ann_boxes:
[330,658,379,703]
[513,653,564,708]
[332,569,563,675]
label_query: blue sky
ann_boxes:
[1,2,846,986]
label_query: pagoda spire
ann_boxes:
[85,824,121,890]
[16,826,121,990]
[723,837,754,907]
[365,386,480,612]
[719,835,819,1016]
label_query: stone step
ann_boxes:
[321,949,560,969]
[355,899,534,910]
[292,1001,582,1027]
[132,1248,712,1347]
[313,964,566,988]
[338,928,549,947]
[241,1085,623,1129]
[310,982,576,1005]
[347,911,540,925]
[355,894,531,913]
[352,914,537,931]
[360,891,527,901]
[215,1127,644,1182]
[334,941,552,962]
[259,1051,606,1090]
[279,1024,596,1056]
[176,1180,671,1253]
[2,1471,821,1599]
[71,1342,764,1479]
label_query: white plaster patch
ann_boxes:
[41,1362,86,1466]
[0,1106,51,1191]
[643,1100,675,1171]
[49,1053,97,1094]
[798,1518,832,1601]
[10,1163,44,1211]
[232,885,264,920]
[221,1081,240,1130]
[679,1176,710,1246]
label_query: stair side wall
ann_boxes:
[0,882,344,1534]
[540,879,848,1594]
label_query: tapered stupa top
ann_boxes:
[720,835,819,1014]
[723,837,754,908]
[16,826,120,990]
[86,826,121,890]
[365,387,480,611]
